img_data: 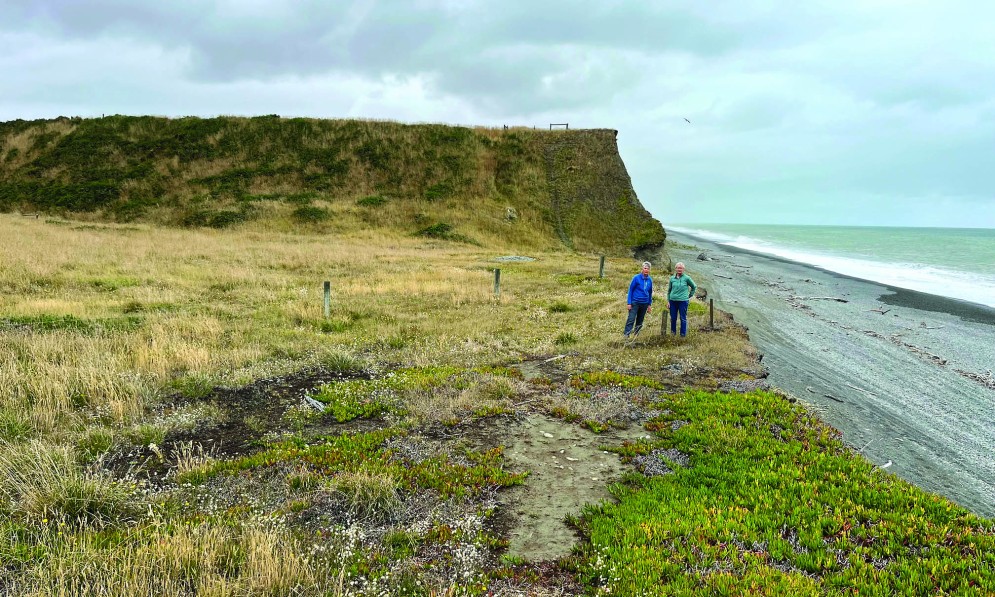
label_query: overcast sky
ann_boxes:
[2,1,994,228]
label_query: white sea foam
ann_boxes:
[671,226,995,309]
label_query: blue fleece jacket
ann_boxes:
[627,274,653,304]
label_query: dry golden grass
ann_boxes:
[0,440,137,525]
[14,522,327,596]
[404,375,523,425]
[0,213,748,437]
[0,212,754,594]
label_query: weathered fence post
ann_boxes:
[709,298,714,329]
[323,281,331,318]
[599,255,605,279]
[494,269,501,298]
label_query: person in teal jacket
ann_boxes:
[666,262,697,337]
[623,261,653,338]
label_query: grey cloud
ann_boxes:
[4,0,747,112]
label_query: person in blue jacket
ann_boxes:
[666,262,697,337]
[624,261,653,338]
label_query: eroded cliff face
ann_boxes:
[0,116,664,253]
[541,129,664,254]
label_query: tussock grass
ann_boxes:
[12,522,328,596]
[403,373,521,425]
[328,468,403,522]
[173,441,217,485]
[0,441,138,525]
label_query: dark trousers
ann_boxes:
[669,300,689,336]
[624,303,650,336]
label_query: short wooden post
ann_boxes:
[598,255,605,279]
[709,298,714,329]
[494,269,501,298]
[323,281,331,318]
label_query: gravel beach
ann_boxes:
[669,230,995,518]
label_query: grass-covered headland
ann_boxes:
[0,116,664,254]
[0,214,991,595]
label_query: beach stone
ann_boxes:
[719,379,771,393]
[633,450,675,477]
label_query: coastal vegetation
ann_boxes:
[1,214,991,594]
[0,116,664,254]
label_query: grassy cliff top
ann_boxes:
[0,115,665,254]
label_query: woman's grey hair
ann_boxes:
[642,261,651,268]
[675,262,685,269]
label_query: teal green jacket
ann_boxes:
[667,274,697,302]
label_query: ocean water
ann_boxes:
[671,224,995,309]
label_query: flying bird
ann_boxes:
[684,118,691,124]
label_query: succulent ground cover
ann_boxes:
[581,387,995,595]
[1,215,992,595]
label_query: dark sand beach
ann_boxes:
[668,231,995,518]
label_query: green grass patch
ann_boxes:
[121,300,178,314]
[414,222,478,244]
[0,443,140,525]
[555,332,578,346]
[312,366,464,422]
[89,276,141,291]
[316,319,351,333]
[125,423,166,447]
[0,409,32,442]
[317,349,365,373]
[424,181,455,201]
[167,373,216,400]
[415,222,452,239]
[313,382,393,423]
[577,389,995,595]
[291,205,329,223]
[471,365,524,379]
[0,314,142,334]
[203,430,525,499]
[570,370,666,390]
[549,301,573,313]
[75,428,115,463]
[356,194,388,207]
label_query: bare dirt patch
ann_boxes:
[471,413,648,561]
[104,368,371,480]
